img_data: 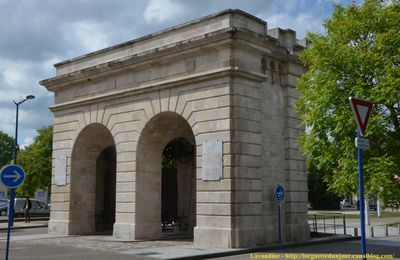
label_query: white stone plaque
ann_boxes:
[202,139,223,181]
[55,155,67,186]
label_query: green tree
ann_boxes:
[16,126,53,197]
[296,0,400,207]
[0,131,14,168]
[308,162,341,210]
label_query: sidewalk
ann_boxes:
[3,231,358,260]
[0,218,360,260]
[308,212,400,238]
[0,218,48,230]
[0,218,398,259]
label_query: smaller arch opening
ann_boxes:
[70,123,116,235]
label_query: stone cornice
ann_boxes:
[41,28,239,91]
[49,66,267,112]
[54,9,266,69]
[41,27,301,93]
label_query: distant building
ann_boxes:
[34,189,50,204]
[41,9,309,248]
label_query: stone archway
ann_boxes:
[43,10,311,248]
[70,123,116,234]
[136,112,196,239]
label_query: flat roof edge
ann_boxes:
[54,9,266,68]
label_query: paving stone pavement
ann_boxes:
[10,233,241,259]
[2,217,399,259]
[18,234,194,253]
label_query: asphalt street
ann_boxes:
[0,227,133,260]
[0,242,135,260]
[0,226,48,238]
[211,239,400,260]
[0,227,399,259]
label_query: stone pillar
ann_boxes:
[282,61,310,242]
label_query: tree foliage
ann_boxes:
[16,126,53,197]
[296,0,400,207]
[0,131,14,169]
[308,163,341,210]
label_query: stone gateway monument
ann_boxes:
[41,9,309,248]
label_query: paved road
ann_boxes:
[0,227,135,260]
[0,226,48,239]
[0,227,399,260]
[211,239,400,260]
[0,241,135,260]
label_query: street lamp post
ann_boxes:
[9,95,35,225]
[5,95,35,260]
[12,95,35,163]
[7,95,35,229]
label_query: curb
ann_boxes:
[172,235,360,260]
[0,224,48,231]
[0,217,49,223]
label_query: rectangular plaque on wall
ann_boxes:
[55,155,67,186]
[202,139,223,181]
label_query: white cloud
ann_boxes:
[144,0,185,24]
[66,21,111,53]
[265,11,325,39]
[21,136,34,149]
[3,68,23,87]
[0,107,16,135]
[0,55,53,145]
[0,58,32,92]
[282,0,300,13]
[0,58,47,101]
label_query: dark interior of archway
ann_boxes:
[95,145,116,232]
[161,137,194,233]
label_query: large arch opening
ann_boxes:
[136,112,196,239]
[161,137,195,234]
[70,123,116,235]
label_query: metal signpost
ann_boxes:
[275,185,285,243]
[349,97,374,260]
[1,164,26,260]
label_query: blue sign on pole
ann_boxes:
[0,164,25,188]
[275,185,285,243]
[357,130,367,259]
[1,164,25,260]
[275,185,285,201]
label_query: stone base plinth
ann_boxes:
[194,227,234,248]
[48,220,97,236]
[48,220,69,235]
[113,223,136,240]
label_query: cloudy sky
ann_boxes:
[0,0,359,148]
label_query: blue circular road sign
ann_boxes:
[275,185,285,201]
[0,164,26,188]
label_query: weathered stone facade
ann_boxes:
[40,9,309,248]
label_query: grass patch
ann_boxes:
[347,211,400,219]
[308,211,400,220]
[308,214,343,220]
